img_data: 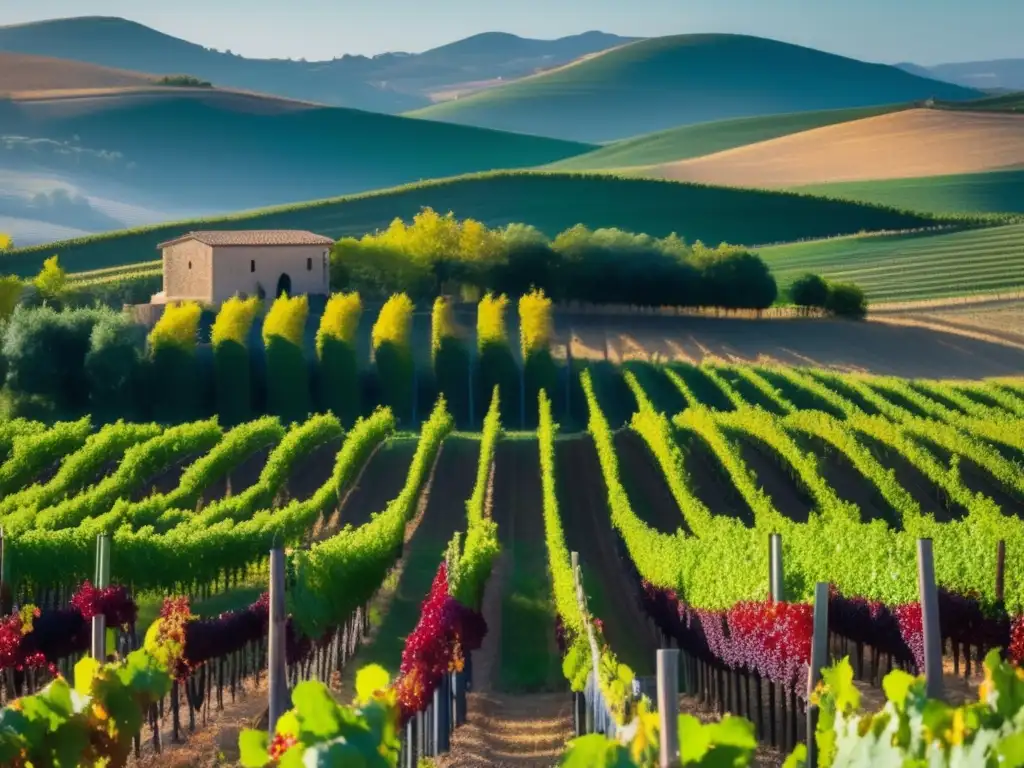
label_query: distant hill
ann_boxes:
[0,16,635,112]
[0,51,160,93]
[0,171,947,276]
[547,104,908,171]
[407,34,981,142]
[0,88,590,242]
[898,59,1024,92]
[640,109,1024,189]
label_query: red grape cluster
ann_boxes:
[392,563,486,724]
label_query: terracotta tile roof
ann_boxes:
[157,230,335,249]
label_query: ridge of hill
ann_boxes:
[639,108,1024,189]
[546,104,909,171]
[0,51,161,93]
[406,34,981,142]
[0,171,955,277]
[0,90,591,242]
[900,59,1024,92]
[0,16,635,111]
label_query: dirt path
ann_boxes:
[557,435,660,676]
[677,430,756,526]
[734,436,813,523]
[282,437,343,503]
[329,439,419,530]
[613,430,691,534]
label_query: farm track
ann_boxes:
[676,430,756,526]
[333,439,419,529]
[198,445,272,507]
[613,430,691,534]
[557,435,660,675]
[282,437,344,503]
[340,438,480,678]
[733,435,813,523]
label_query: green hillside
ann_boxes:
[933,92,1024,112]
[406,34,979,142]
[758,224,1024,303]
[0,92,591,215]
[792,169,1024,215]
[2,171,945,276]
[548,104,909,170]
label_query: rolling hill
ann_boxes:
[0,89,591,244]
[639,108,1024,188]
[0,16,635,112]
[0,51,160,93]
[406,34,981,142]
[792,169,1024,215]
[0,171,949,276]
[758,224,1024,303]
[546,104,909,171]
[900,59,1024,92]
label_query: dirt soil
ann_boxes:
[330,439,418,530]
[198,446,272,507]
[874,298,1024,349]
[132,454,199,500]
[734,436,813,523]
[557,314,1024,380]
[646,108,1024,187]
[0,52,157,93]
[613,430,691,534]
[797,433,898,526]
[678,430,756,526]
[275,437,340,504]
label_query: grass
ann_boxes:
[4,171,953,277]
[406,34,978,142]
[757,223,1024,303]
[934,92,1024,113]
[548,104,909,171]
[792,169,1024,215]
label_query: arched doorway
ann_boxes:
[276,273,292,297]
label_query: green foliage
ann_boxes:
[316,292,362,425]
[212,296,262,426]
[0,276,23,322]
[372,294,415,424]
[290,398,451,638]
[148,302,203,423]
[825,282,867,318]
[33,254,67,303]
[477,293,518,424]
[85,311,147,421]
[520,289,557,428]
[0,416,92,496]
[263,293,311,424]
[789,273,830,310]
[157,74,213,87]
[239,666,400,767]
[431,296,471,427]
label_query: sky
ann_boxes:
[1,0,1020,64]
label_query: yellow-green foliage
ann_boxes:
[34,254,67,300]
[431,296,458,360]
[371,293,414,352]
[0,276,23,321]
[262,293,308,348]
[148,302,201,353]
[211,296,261,348]
[519,288,553,360]
[316,292,362,358]
[477,293,509,351]
[0,233,11,250]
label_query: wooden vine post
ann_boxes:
[657,649,681,768]
[571,551,602,735]
[91,533,111,660]
[268,547,288,733]
[805,582,830,768]
[916,538,944,700]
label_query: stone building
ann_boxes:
[151,230,335,305]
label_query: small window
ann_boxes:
[307,257,313,271]
[250,259,256,273]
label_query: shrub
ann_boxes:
[3,305,115,416]
[826,282,868,319]
[519,289,557,428]
[157,75,213,87]
[33,255,67,305]
[85,312,147,421]
[432,296,470,426]
[476,293,518,425]
[0,277,23,322]
[372,293,415,424]
[212,296,261,425]
[148,301,202,422]
[262,293,310,423]
[316,292,362,425]
[788,273,830,312]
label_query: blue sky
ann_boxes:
[2,0,1020,64]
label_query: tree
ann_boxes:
[0,276,23,322]
[826,282,868,319]
[788,273,830,313]
[34,255,67,304]
[0,234,11,251]
[85,312,146,421]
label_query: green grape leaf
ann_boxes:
[74,657,101,696]
[355,665,390,704]
[293,680,343,739]
[996,730,1024,766]
[237,729,270,768]
[558,733,633,768]
[881,669,917,710]
[679,714,713,762]
[276,710,301,738]
[707,715,757,749]
[782,743,807,768]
